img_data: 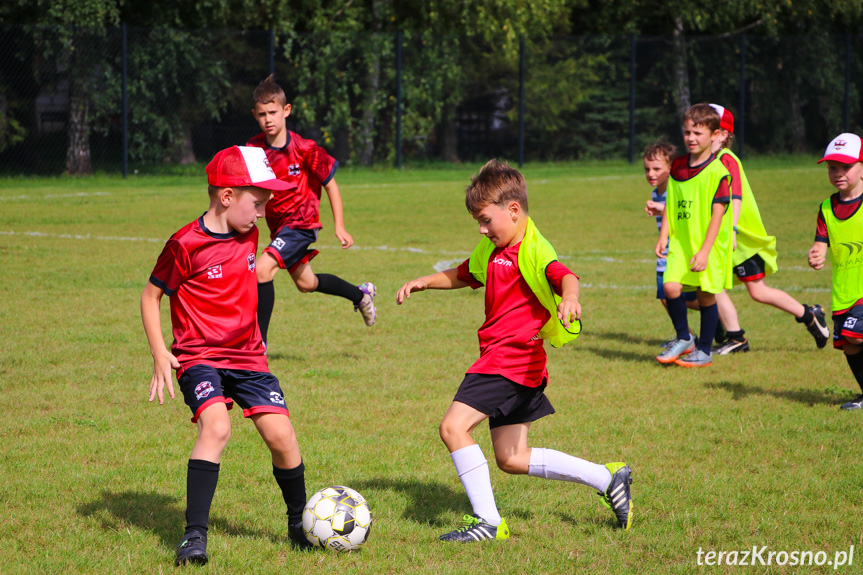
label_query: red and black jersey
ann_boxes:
[149,216,268,376]
[670,154,732,204]
[456,244,577,388]
[246,131,338,235]
[718,154,744,201]
[815,192,863,243]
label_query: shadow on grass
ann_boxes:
[77,490,286,549]
[351,478,469,526]
[705,380,852,406]
[594,331,667,348]
[579,345,658,364]
[556,511,617,530]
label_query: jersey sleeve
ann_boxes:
[719,155,743,200]
[815,208,829,243]
[456,258,484,289]
[712,177,731,205]
[301,139,338,186]
[546,261,578,296]
[149,238,191,296]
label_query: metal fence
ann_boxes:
[0,24,860,176]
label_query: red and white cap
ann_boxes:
[206,146,293,190]
[708,104,734,133]
[818,133,863,164]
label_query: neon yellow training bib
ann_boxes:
[821,196,863,311]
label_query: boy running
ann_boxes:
[655,103,733,368]
[808,133,863,410]
[397,159,633,541]
[707,104,829,354]
[247,75,376,346]
[142,146,311,565]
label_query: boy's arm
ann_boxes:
[323,179,353,249]
[690,203,726,272]
[645,200,665,217]
[731,197,741,251]
[557,273,581,328]
[808,242,828,270]
[655,208,670,258]
[141,282,180,404]
[396,268,469,304]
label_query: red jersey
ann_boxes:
[456,244,576,388]
[246,131,338,234]
[718,153,744,201]
[149,216,268,376]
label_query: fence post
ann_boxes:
[395,30,403,170]
[269,28,275,77]
[122,24,128,179]
[518,36,525,168]
[628,34,636,164]
[845,31,851,132]
[738,33,746,159]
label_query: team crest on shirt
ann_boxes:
[269,391,285,405]
[195,381,215,400]
[248,252,256,271]
[207,265,223,279]
[288,163,301,176]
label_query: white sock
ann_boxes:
[450,444,502,526]
[528,447,612,492]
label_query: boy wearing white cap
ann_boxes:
[141,146,312,565]
[709,104,830,354]
[809,133,863,410]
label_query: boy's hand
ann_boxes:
[732,234,737,252]
[148,350,180,405]
[335,226,354,249]
[396,279,428,305]
[655,238,668,259]
[645,200,665,217]
[808,243,827,270]
[557,295,581,329]
[689,249,709,272]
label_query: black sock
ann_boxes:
[666,295,690,340]
[273,462,307,525]
[846,352,863,393]
[725,329,745,341]
[315,273,363,305]
[698,303,719,354]
[796,304,814,325]
[185,459,220,536]
[258,281,275,344]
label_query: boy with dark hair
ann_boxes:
[643,139,700,345]
[248,75,376,345]
[808,133,863,410]
[707,104,829,354]
[142,146,311,565]
[397,159,633,542]
[655,103,733,368]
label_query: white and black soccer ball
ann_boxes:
[302,485,372,552]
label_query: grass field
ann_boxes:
[2,158,862,574]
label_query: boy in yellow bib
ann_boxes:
[808,133,863,410]
[655,103,733,367]
[707,104,830,355]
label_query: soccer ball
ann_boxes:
[302,486,372,551]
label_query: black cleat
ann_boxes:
[713,338,750,355]
[599,463,633,530]
[288,521,314,549]
[803,304,830,349]
[175,531,208,566]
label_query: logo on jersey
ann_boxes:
[844,317,858,330]
[272,238,286,250]
[207,265,223,279]
[492,257,513,267]
[248,252,256,271]
[833,139,847,150]
[195,381,215,400]
[288,163,301,176]
[269,391,285,405]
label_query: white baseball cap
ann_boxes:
[818,133,863,164]
[206,146,294,190]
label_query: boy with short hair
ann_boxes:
[707,104,829,355]
[247,75,376,345]
[655,103,733,368]
[643,140,700,345]
[397,159,633,541]
[808,133,863,410]
[142,146,310,565]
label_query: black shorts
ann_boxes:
[833,305,863,349]
[263,227,319,273]
[179,364,290,423]
[453,373,556,429]
[656,272,698,301]
[733,254,766,282]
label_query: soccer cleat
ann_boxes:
[599,463,633,530]
[713,338,750,355]
[804,304,830,349]
[355,282,377,326]
[439,515,510,543]
[674,348,713,367]
[656,336,695,364]
[175,531,208,566]
[288,521,314,549]
[840,394,863,411]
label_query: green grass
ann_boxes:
[2,158,862,574]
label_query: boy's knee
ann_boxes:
[439,418,468,448]
[664,283,682,299]
[200,419,231,446]
[295,280,316,293]
[256,256,279,283]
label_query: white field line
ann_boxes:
[0,191,111,201]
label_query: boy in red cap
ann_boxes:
[808,133,863,410]
[708,104,830,354]
[247,75,376,346]
[141,146,311,565]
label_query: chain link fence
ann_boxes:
[0,24,860,176]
